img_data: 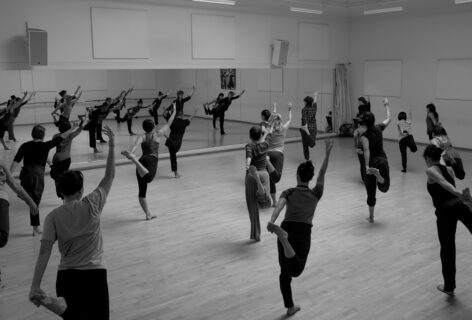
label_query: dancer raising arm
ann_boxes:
[267,139,334,317]
[397,109,417,173]
[165,106,198,178]
[358,98,392,223]
[7,91,36,141]
[149,91,170,125]
[122,104,176,220]
[29,126,115,320]
[423,144,472,297]
[300,92,318,160]
[267,102,292,206]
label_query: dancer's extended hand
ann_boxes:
[288,102,293,112]
[325,139,334,153]
[102,126,115,146]
[383,98,389,106]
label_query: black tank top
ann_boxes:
[427,165,457,208]
[363,124,387,164]
[141,133,159,158]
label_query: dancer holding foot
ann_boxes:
[358,98,392,223]
[52,88,82,127]
[431,126,465,180]
[397,110,417,173]
[423,144,472,297]
[300,92,318,160]
[217,90,245,135]
[245,126,273,241]
[149,91,169,125]
[203,93,224,130]
[165,106,198,178]
[267,139,333,317]
[29,126,115,320]
[7,91,35,141]
[0,162,38,283]
[267,102,292,206]
[10,125,76,236]
[117,99,150,135]
[122,104,176,220]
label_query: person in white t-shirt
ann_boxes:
[397,110,417,173]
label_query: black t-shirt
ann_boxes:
[169,118,190,136]
[220,95,240,112]
[358,103,371,116]
[14,137,63,167]
[152,95,167,110]
[173,97,191,114]
[363,123,387,163]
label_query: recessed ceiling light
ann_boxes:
[290,7,323,14]
[192,0,236,5]
[364,6,403,15]
[455,0,472,4]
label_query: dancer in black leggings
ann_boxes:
[10,125,76,235]
[52,88,82,127]
[267,102,292,205]
[149,91,169,125]
[426,103,440,140]
[267,139,333,317]
[423,144,472,297]
[117,99,150,135]
[7,91,35,141]
[431,126,465,180]
[358,98,391,223]
[29,126,115,319]
[0,162,37,284]
[217,90,245,135]
[203,93,224,130]
[165,106,198,178]
[122,105,176,220]
[397,110,417,173]
[300,92,318,160]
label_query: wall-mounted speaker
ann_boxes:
[272,40,289,67]
[28,29,48,66]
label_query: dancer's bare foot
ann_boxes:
[32,227,42,236]
[174,172,181,179]
[366,217,374,224]
[286,305,301,317]
[437,285,455,297]
[367,167,385,184]
[121,150,135,160]
[146,215,157,221]
[93,148,101,154]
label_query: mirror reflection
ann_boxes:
[0,68,334,168]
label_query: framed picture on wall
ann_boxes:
[220,69,236,90]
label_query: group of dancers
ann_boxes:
[0,83,471,319]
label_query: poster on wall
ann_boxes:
[220,69,236,90]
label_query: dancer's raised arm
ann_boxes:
[98,126,115,195]
[313,139,334,197]
[284,103,293,128]
[382,98,391,127]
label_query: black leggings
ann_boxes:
[56,269,109,320]
[357,153,366,183]
[20,165,45,226]
[300,128,317,161]
[364,157,390,207]
[166,136,183,173]
[84,121,97,149]
[277,221,312,308]
[435,200,472,291]
[268,151,284,194]
[137,155,158,198]
[51,158,72,198]
[399,135,417,171]
[0,199,10,248]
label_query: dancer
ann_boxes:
[149,91,169,125]
[203,93,224,130]
[7,92,35,141]
[245,125,273,241]
[423,144,472,297]
[260,109,272,130]
[29,126,115,320]
[122,104,176,220]
[164,87,195,118]
[0,105,10,150]
[300,92,318,161]
[217,90,245,135]
[0,162,38,284]
[50,121,85,198]
[53,86,81,112]
[267,139,333,317]
[117,99,150,135]
[112,88,133,122]
[267,102,292,205]
[397,110,417,173]
[426,103,440,140]
[165,106,199,178]
[358,98,391,223]
[431,126,465,180]
[52,88,83,126]
[10,125,76,235]
[94,93,125,143]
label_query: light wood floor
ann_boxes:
[1,138,472,320]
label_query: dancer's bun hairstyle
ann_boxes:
[297,161,315,183]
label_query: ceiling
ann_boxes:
[102,0,472,18]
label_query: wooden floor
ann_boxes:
[1,138,472,320]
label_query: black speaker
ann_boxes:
[28,29,48,66]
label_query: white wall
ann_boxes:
[0,0,349,70]
[349,12,472,149]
